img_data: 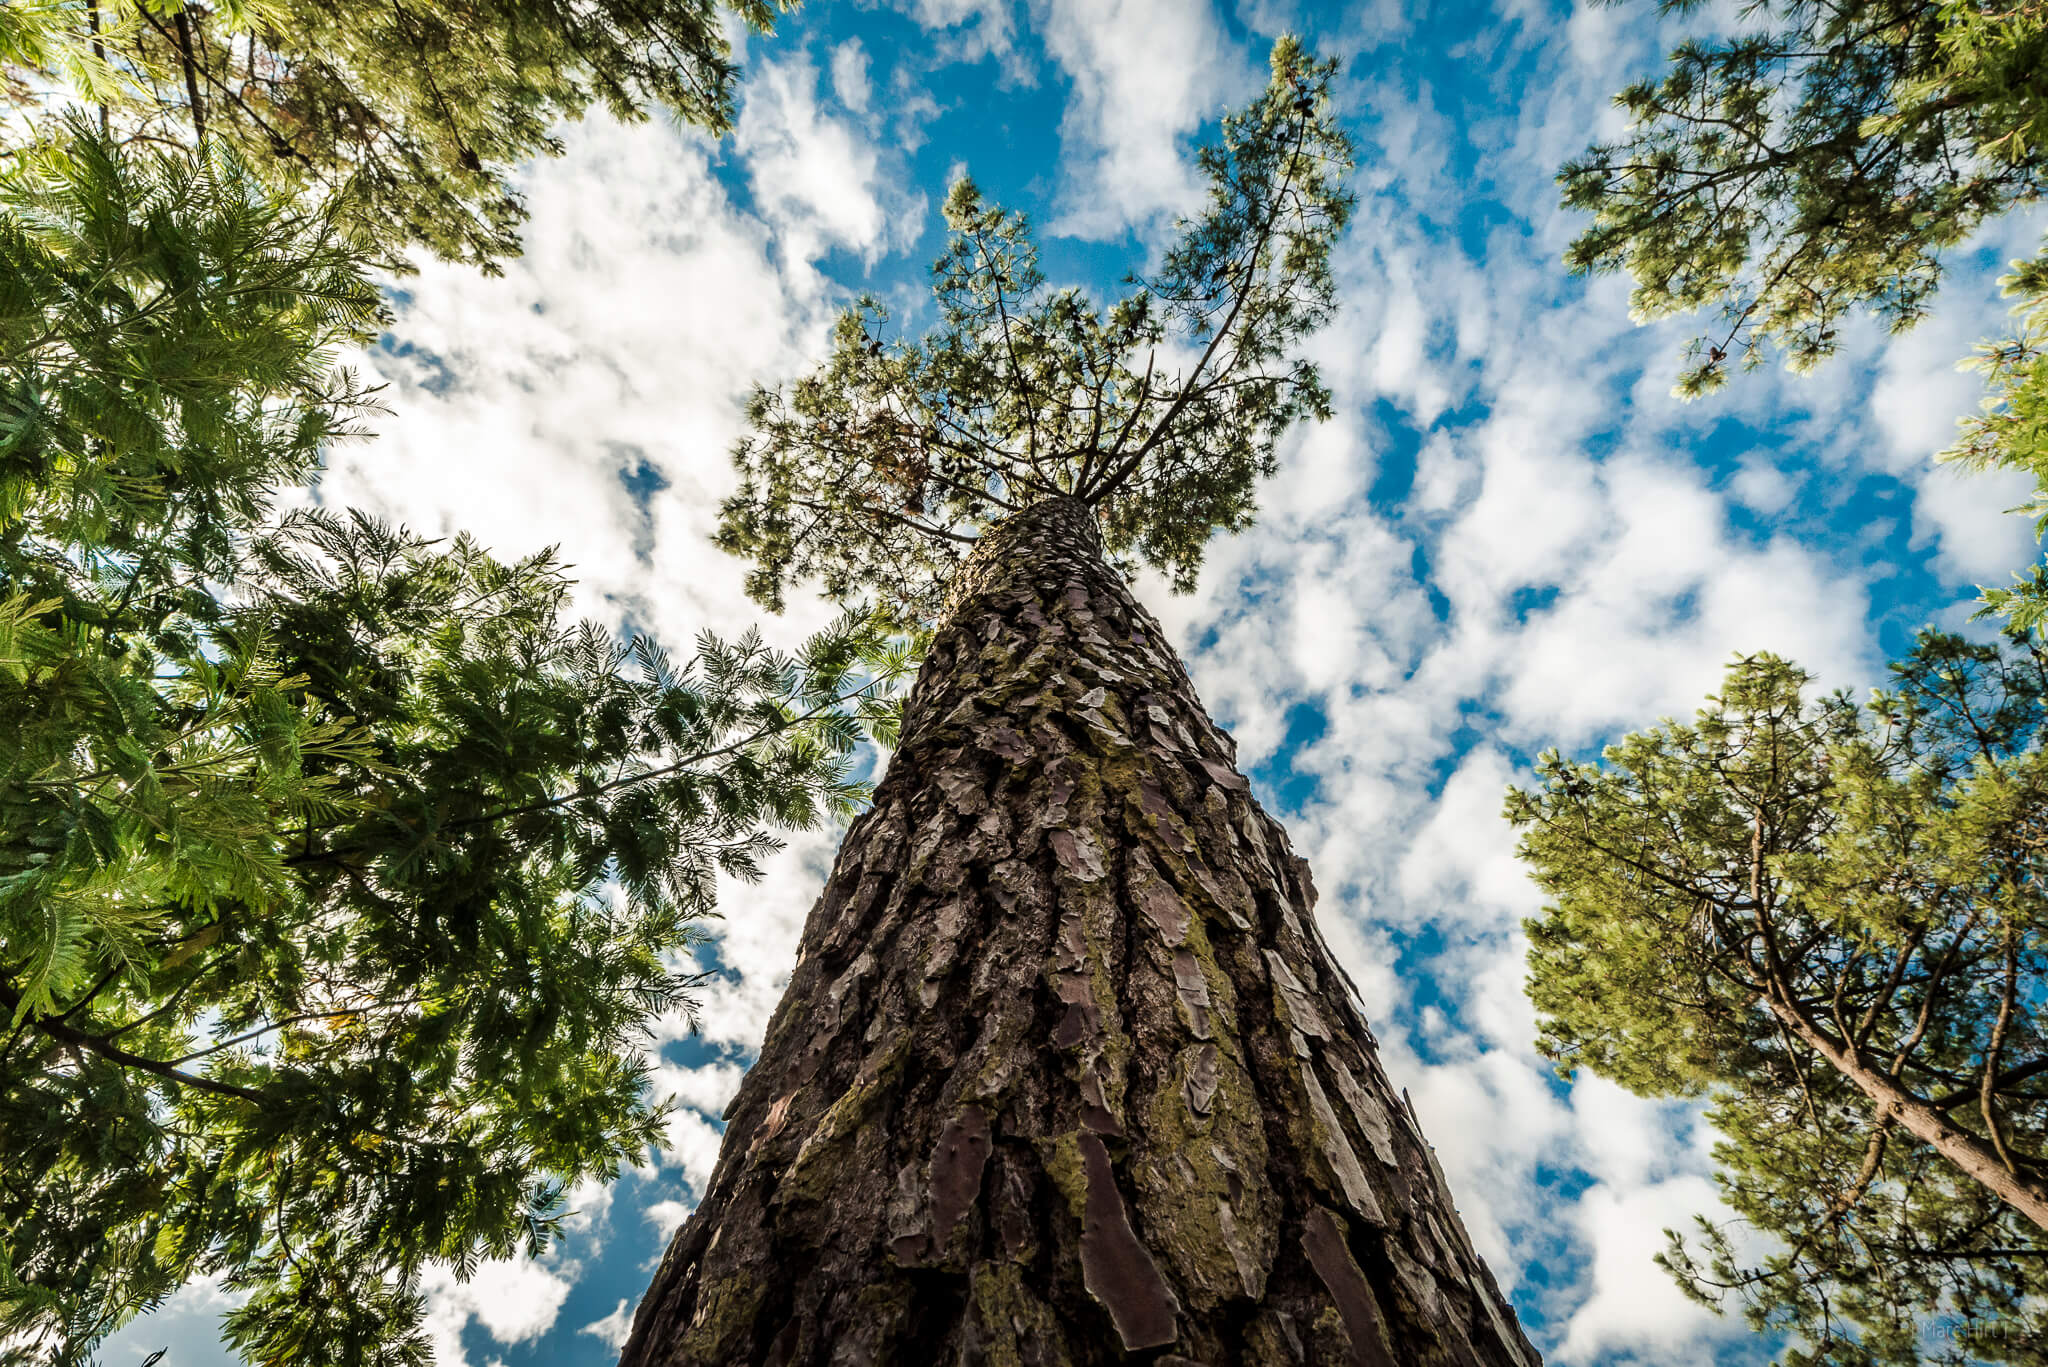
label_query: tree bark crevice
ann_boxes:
[622,497,1539,1365]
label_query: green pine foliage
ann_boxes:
[0,0,787,270]
[1560,0,2048,622]
[1560,0,2048,398]
[1508,635,2048,1366]
[1953,252,2048,627]
[715,36,1355,625]
[0,125,908,1364]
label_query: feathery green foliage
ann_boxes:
[1509,635,2048,1366]
[716,36,1354,625]
[0,114,384,579]
[1,0,788,270]
[0,124,908,1365]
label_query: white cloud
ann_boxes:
[1035,0,1250,237]
[643,1198,695,1239]
[419,1257,575,1367]
[830,39,872,114]
[1556,1176,1742,1364]
[651,1057,751,1117]
[737,54,922,265]
[1870,315,1988,477]
[657,1105,729,1197]
[1868,211,2048,476]
[1728,456,1797,517]
[581,1298,637,1351]
[1911,463,2038,587]
[1568,1078,1696,1192]
[314,113,854,660]
[1396,748,1538,935]
[557,1174,617,1243]
[891,0,1019,66]
[1399,1038,1573,1289]
[674,826,845,1050]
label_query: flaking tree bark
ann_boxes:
[620,498,1540,1366]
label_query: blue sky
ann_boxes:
[104,1,2046,1364]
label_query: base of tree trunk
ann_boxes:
[622,498,1540,1366]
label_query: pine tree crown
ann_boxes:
[715,36,1356,627]
[0,0,790,271]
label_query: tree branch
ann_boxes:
[1762,992,2048,1231]
[1,981,265,1106]
[172,6,207,143]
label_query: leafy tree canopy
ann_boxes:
[0,125,907,1364]
[1,0,788,270]
[1509,635,2048,1366]
[715,36,1355,625]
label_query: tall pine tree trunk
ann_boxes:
[621,498,1540,1366]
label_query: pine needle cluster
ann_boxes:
[1559,0,2048,623]
[1560,0,2048,398]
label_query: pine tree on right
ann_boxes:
[1510,633,2048,1366]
